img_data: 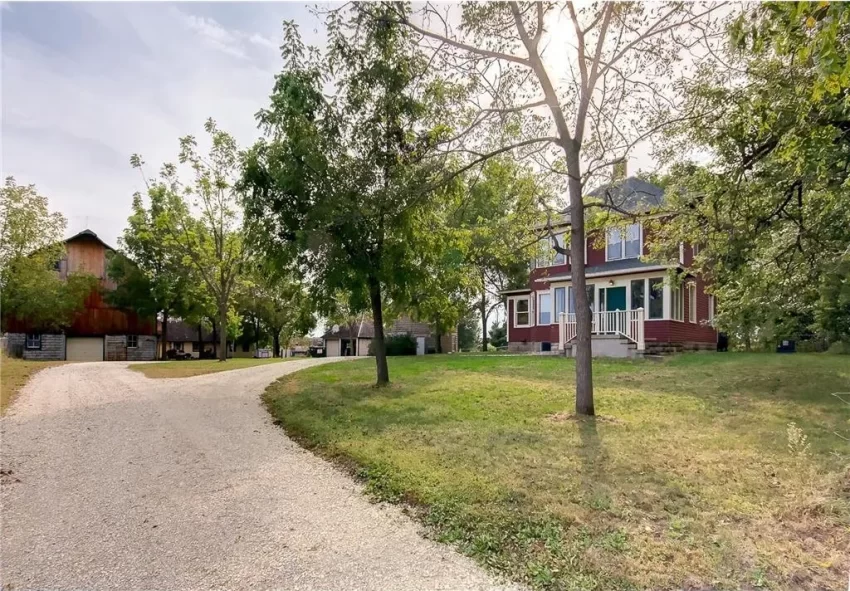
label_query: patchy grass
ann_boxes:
[131,357,293,379]
[264,353,850,591]
[1,356,64,414]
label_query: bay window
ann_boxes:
[631,279,645,310]
[538,292,552,325]
[688,283,697,323]
[648,279,664,319]
[671,285,684,321]
[554,287,566,319]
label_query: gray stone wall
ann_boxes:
[508,341,539,353]
[105,335,127,361]
[128,335,157,361]
[4,333,25,358]
[22,334,66,361]
[106,335,157,361]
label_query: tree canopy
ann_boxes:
[0,177,95,333]
[654,2,850,348]
[241,8,459,384]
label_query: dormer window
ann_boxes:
[606,223,641,261]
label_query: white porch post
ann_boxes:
[637,308,645,351]
[557,312,564,353]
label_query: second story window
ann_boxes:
[606,223,641,261]
[552,233,567,265]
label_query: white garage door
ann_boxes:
[325,339,340,357]
[66,337,104,361]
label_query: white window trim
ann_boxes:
[679,242,685,265]
[554,286,566,321]
[707,294,715,323]
[127,335,139,349]
[513,295,532,328]
[671,284,685,322]
[25,333,41,350]
[688,282,697,323]
[605,223,642,262]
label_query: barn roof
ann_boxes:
[65,229,115,252]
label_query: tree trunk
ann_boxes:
[480,297,489,352]
[197,323,203,358]
[368,277,389,385]
[161,309,169,360]
[435,327,443,354]
[218,304,228,362]
[211,318,218,358]
[566,152,594,416]
[273,331,281,358]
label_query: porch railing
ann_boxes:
[558,308,645,351]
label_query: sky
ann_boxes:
[2,1,326,247]
[1,2,675,251]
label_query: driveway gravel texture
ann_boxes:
[1,359,517,591]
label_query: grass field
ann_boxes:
[131,357,293,379]
[265,353,850,591]
[1,357,64,414]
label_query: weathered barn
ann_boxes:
[4,229,157,361]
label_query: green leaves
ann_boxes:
[656,5,850,346]
[0,178,93,332]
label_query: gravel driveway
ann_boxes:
[2,359,515,590]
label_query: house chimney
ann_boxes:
[612,159,627,182]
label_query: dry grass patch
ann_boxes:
[265,353,849,591]
[1,356,64,414]
[131,357,293,379]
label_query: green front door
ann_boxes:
[606,286,626,311]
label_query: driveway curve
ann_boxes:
[2,359,514,591]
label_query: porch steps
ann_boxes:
[562,335,639,359]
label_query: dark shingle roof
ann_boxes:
[65,229,115,251]
[587,177,665,213]
[165,320,215,343]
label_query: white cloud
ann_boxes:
[1,3,294,247]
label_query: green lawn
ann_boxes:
[131,356,293,379]
[1,357,64,414]
[264,353,850,591]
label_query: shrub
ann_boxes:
[369,332,416,356]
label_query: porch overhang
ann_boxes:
[542,264,670,283]
[500,288,532,296]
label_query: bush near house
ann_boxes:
[369,333,417,357]
[264,354,849,591]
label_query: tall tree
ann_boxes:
[108,191,196,359]
[453,158,544,350]
[241,9,457,385]
[653,3,850,347]
[0,177,95,333]
[242,263,315,357]
[132,119,249,361]
[387,1,727,414]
